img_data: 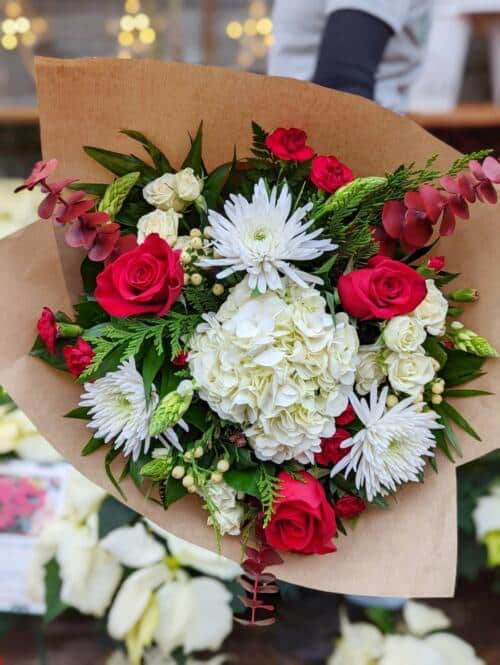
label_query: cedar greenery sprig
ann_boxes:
[258,466,282,528]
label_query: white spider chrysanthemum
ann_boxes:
[331,383,442,501]
[80,358,158,461]
[198,178,336,293]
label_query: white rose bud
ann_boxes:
[413,280,449,337]
[136,208,181,245]
[384,316,426,353]
[356,345,387,395]
[174,167,204,202]
[143,172,184,212]
[386,349,435,396]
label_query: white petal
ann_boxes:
[101,523,166,568]
[425,633,485,665]
[183,578,233,653]
[403,600,451,637]
[472,495,500,539]
[68,547,122,617]
[63,468,107,521]
[166,532,242,580]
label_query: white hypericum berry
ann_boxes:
[216,459,230,473]
[172,465,185,479]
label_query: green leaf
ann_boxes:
[81,257,104,294]
[183,403,207,430]
[232,447,258,470]
[98,497,136,539]
[439,401,481,442]
[121,129,173,173]
[142,345,165,403]
[313,253,337,275]
[162,477,187,508]
[204,160,234,209]
[69,182,107,197]
[84,146,157,185]
[444,389,493,398]
[105,447,127,499]
[81,435,105,456]
[423,336,448,369]
[74,300,108,328]
[129,454,149,488]
[44,559,68,623]
[365,607,396,635]
[65,406,90,420]
[116,200,153,228]
[98,171,140,219]
[30,337,67,371]
[434,428,455,462]
[433,405,462,457]
[182,122,204,174]
[225,468,261,499]
[441,350,486,388]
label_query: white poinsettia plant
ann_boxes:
[19,123,499,623]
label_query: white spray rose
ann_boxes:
[384,316,426,353]
[386,349,435,396]
[413,280,448,336]
[137,208,181,245]
[143,169,203,212]
[204,482,244,536]
[356,345,387,395]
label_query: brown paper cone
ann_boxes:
[0,57,498,596]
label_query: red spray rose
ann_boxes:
[428,256,445,272]
[63,338,94,377]
[335,495,366,519]
[336,404,356,426]
[172,350,189,366]
[264,472,337,555]
[37,307,58,354]
[315,428,351,467]
[265,128,315,162]
[310,155,353,193]
[338,256,427,321]
[95,233,183,317]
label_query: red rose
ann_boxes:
[264,472,337,555]
[335,495,366,519]
[95,233,183,317]
[265,128,315,162]
[338,256,427,321]
[37,307,58,354]
[63,337,94,377]
[428,255,445,272]
[315,428,351,467]
[336,404,356,426]
[311,155,353,193]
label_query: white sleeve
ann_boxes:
[324,0,413,33]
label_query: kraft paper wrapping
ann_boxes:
[0,57,498,596]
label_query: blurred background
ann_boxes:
[1,1,500,664]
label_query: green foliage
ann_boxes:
[164,312,201,359]
[98,496,136,538]
[423,337,448,369]
[314,176,387,224]
[447,149,493,177]
[324,213,377,269]
[30,336,67,372]
[84,145,157,185]
[120,129,173,173]
[183,285,220,314]
[81,257,104,294]
[182,122,204,175]
[440,350,486,388]
[81,435,105,456]
[140,455,172,482]
[204,158,235,210]
[44,559,68,623]
[258,465,282,527]
[250,121,270,159]
[365,607,396,634]
[98,171,140,219]
[225,467,261,498]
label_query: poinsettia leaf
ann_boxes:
[121,129,173,173]
[44,559,68,624]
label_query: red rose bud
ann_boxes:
[95,233,183,318]
[335,495,366,520]
[443,339,455,349]
[37,307,83,355]
[265,127,315,162]
[449,288,480,303]
[264,472,337,555]
[311,155,354,193]
[315,428,351,466]
[336,404,356,425]
[63,338,94,377]
[428,256,445,272]
[338,256,427,321]
[172,350,189,366]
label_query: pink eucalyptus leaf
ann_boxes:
[418,184,444,223]
[38,192,60,220]
[439,206,456,236]
[382,200,405,239]
[88,224,121,262]
[15,159,58,192]
[65,218,97,250]
[440,175,460,195]
[457,174,476,203]
[469,159,487,181]
[448,194,469,220]
[56,198,95,224]
[482,156,500,184]
[477,181,498,204]
[401,210,433,248]
[404,191,424,211]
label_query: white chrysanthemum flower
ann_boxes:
[198,179,336,293]
[331,383,442,501]
[189,278,358,463]
[80,358,158,461]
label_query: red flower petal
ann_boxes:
[401,210,433,248]
[418,185,444,223]
[382,200,405,239]
[404,191,424,211]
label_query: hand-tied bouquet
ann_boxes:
[19,123,500,586]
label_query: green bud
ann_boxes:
[98,171,140,219]
[483,531,500,568]
[140,456,171,481]
[194,195,208,214]
[447,326,499,358]
[315,176,387,222]
[449,288,480,303]
[57,322,83,339]
[149,380,195,437]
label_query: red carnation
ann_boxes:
[336,404,356,426]
[335,495,366,520]
[265,128,315,162]
[95,233,183,318]
[264,472,337,555]
[310,155,353,193]
[428,256,445,272]
[315,428,351,467]
[338,256,427,321]
[37,307,58,354]
[63,338,94,377]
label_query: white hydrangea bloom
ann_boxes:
[413,279,448,336]
[189,278,359,463]
[198,179,336,293]
[331,383,442,501]
[80,358,158,461]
